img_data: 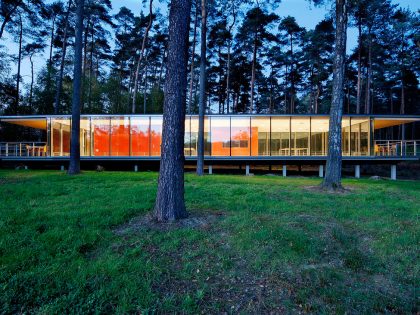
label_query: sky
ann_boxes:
[2,0,420,91]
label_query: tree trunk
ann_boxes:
[290,34,295,114]
[365,28,372,114]
[154,0,191,221]
[88,28,94,112]
[68,0,85,175]
[356,15,362,114]
[29,54,34,108]
[15,15,23,112]
[196,0,207,176]
[54,0,71,114]
[225,6,236,115]
[250,33,257,113]
[47,14,56,92]
[188,4,199,114]
[132,0,153,114]
[143,62,148,114]
[0,1,22,40]
[321,0,347,190]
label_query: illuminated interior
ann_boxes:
[0,115,418,158]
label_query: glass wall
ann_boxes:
[80,118,91,156]
[271,117,290,156]
[251,117,270,156]
[311,117,329,156]
[110,117,130,156]
[3,115,381,158]
[231,117,251,156]
[92,117,110,156]
[211,117,230,156]
[150,117,162,156]
[351,118,369,156]
[342,118,351,156]
[51,117,71,156]
[131,117,150,156]
[190,116,210,156]
[291,118,310,156]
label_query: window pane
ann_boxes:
[51,117,71,156]
[184,117,191,156]
[271,117,290,156]
[131,117,150,156]
[150,117,162,156]
[342,118,351,156]
[251,117,270,156]
[80,118,91,156]
[92,117,110,156]
[211,117,230,156]
[311,117,329,156]
[231,117,250,156]
[110,117,130,156]
[351,118,369,156]
[291,118,309,156]
[190,117,210,156]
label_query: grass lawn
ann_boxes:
[0,170,419,314]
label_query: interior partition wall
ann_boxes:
[44,116,374,158]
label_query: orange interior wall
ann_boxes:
[211,127,230,156]
[111,125,129,156]
[94,126,110,156]
[131,129,149,156]
[150,131,161,156]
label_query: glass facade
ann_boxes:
[2,115,417,159]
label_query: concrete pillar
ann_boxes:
[355,165,360,179]
[60,165,65,171]
[245,165,250,176]
[319,165,324,178]
[134,165,138,172]
[391,165,397,180]
[282,165,287,177]
[208,165,213,175]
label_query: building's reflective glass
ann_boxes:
[150,117,162,156]
[291,118,310,156]
[251,117,270,156]
[342,118,351,156]
[311,117,329,156]
[80,118,91,156]
[51,118,71,156]
[231,117,251,156]
[211,117,230,156]
[131,117,150,156]
[92,117,110,156]
[271,117,290,156]
[110,117,129,156]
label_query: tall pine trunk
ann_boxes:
[365,28,372,114]
[132,0,153,114]
[196,0,207,176]
[356,15,362,114]
[321,0,347,190]
[250,34,257,113]
[15,15,23,112]
[225,6,236,115]
[188,4,198,114]
[154,0,191,221]
[68,0,85,175]
[54,0,71,114]
[29,54,34,108]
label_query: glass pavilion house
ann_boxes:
[0,114,419,177]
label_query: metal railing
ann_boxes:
[1,140,419,158]
[0,142,48,157]
[374,140,419,157]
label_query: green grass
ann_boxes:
[0,170,419,314]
